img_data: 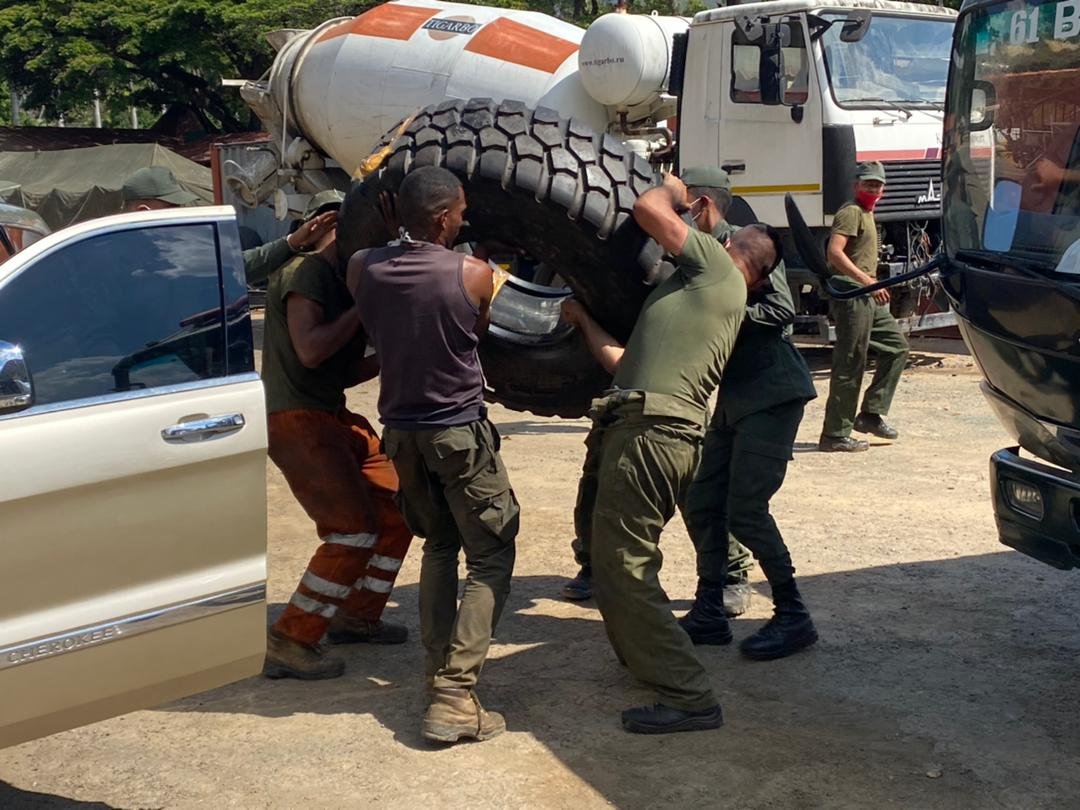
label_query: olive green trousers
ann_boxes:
[383,419,518,690]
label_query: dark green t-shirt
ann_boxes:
[613,228,747,425]
[261,254,359,413]
[829,201,878,289]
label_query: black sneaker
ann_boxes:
[621,703,723,734]
[854,412,899,440]
[561,565,592,601]
[818,435,869,453]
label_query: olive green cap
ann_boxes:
[121,167,198,206]
[856,161,887,183]
[303,189,345,220]
[680,165,731,191]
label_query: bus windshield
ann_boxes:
[821,13,953,107]
[944,0,1080,272]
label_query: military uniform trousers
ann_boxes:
[822,296,909,438]
[572,410,750,578]
[683,399,806,591]
[269,408,413,647]
[586,399,718,712]
[382,419,519,690]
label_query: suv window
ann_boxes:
[731,20,809,105]
[0,224,225,407]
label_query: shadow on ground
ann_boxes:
[158,555,1080,808]
[0,783,117,809]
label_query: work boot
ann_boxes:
[422,687,506,743]
[326,615,408,645]
[740,585,819,661]
[678,583,734,645]
[854,412,899,440]
[263,630,345,680]
[723,577,752,617]
[621,703,723,735]
[818,435,869,453]
[561,564,593,601]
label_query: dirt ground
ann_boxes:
[2,336,1079,809]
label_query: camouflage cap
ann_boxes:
[121,167,198,206]
[680,165,731,191]
[856,161,887,183]
[303,189,345,220]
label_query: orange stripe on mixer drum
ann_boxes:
[465,18,578,74]
[316,4,440,43]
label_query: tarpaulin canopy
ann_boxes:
[0,143,212,230]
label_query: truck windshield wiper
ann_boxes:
[905,97,945,110]
[955,248,1080,303]
[845,97,912,120]
[955,248,1055,274]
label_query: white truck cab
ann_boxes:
[679,0,955,231]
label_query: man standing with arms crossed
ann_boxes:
[564,172,781,734]
[351,167,519,745]
[819,161,909,452]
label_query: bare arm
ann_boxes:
[461,255,495,338]
[346,352,380,387]
[632,175,691,255]
[285,294,363,369]
[562,299,624,375]
[826,233,889,304]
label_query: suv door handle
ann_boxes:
[161,413,246,443]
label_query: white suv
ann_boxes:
[0,206,267,748]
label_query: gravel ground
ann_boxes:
[2,337,1079,809]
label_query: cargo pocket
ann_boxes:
[739,433,794,462]
[392,490,430,540]
[476,488,520,545]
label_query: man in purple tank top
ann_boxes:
[350,167,519,744]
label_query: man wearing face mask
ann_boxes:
[562,171,783,734]
[561,167,756,615]
[819,161,909,453]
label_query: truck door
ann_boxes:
[719,15,823,226]
[0,208,267,749]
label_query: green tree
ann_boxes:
[0,1,369,131]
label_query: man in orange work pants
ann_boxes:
[260,203,411,680]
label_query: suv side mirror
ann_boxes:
[0,341,33,414]
[840,11,871,42]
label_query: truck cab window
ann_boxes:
[0,224,226,407]
[731,20,808,105]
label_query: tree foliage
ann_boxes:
[0,1,369,131]
[0,0,961,131]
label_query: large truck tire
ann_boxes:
[337,98,661,418]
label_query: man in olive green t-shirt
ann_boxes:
[260,207,413,682]
[819,161,909,453]
[562,172,782,735]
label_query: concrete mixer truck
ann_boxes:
[234,0,957,417]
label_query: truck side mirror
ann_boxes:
[0,341,33,414]
[759,22,791,106]
[840,11,871,43]
[969,80,996,132]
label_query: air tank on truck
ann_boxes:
[235,0,956,417]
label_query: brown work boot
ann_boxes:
[263,630,345,680]
[326,615,408,645]
[422,687,506,743]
